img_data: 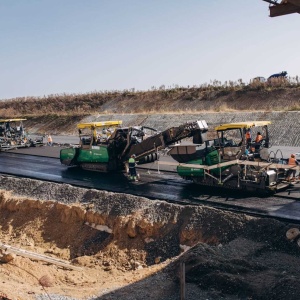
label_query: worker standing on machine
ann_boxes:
[245,129,251,149]
[254,131,263,152]
[128,154,138,182]
[286,154,299,182]
[255,132,263,143]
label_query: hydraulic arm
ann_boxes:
[117,120,209,162]
[61,120,208,172]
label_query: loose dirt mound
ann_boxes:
[0,177,300,299]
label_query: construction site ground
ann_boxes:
[1,176,300,300]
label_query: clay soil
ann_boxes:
[1,178,300,300]
[0,189,166,300]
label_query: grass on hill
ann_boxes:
[0,77,300,118]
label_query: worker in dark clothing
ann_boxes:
[254,131,263,152]
[128,154,138,181]
[255,132,263,143]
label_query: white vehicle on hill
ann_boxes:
[251,76,266,83]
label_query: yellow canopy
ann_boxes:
[77,120,122,130]
[215,121,271,131]
[0,119,27,122]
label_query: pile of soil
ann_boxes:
[0,177,300,299]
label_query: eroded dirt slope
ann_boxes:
[1,177,300,300]
[1,85,300,117]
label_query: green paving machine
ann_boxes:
[60,120,209,172]
[168,121,296,193]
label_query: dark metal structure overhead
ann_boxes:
[263,0,300,17]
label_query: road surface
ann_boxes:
[0,148,300,223]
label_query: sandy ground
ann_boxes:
[1,178,300,300]
[0,189,168,300]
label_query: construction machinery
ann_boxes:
[263,0,300,17]
[168,121,299,194]
[60,120,208,172]
[0,119,43,150]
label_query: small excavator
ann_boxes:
[60,120,208,172]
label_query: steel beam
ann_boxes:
[270,3,300,17]
[262,0,280,5]
[288,0,300,6]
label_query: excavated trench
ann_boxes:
[0,176,250,268]
[1,176,300,300]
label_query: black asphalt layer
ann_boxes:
[1,147,300,223]
[8,144,62,158]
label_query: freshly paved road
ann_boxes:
[1,146,300,223]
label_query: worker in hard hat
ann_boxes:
[128,154,138,182]
[286,154,299,182]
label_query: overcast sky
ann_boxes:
[0,0,299,99]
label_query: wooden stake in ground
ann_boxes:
[180,261,186,300]
[0,242,82,271]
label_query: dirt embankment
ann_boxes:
[1,177,300,300]
[0,85,299,118]
[1,85,299,146]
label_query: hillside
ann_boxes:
[1,82,299,147]
[1,81,300,117]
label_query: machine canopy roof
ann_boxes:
[77,120,122,130]
[215,121,271,131]
[0,119,27,122]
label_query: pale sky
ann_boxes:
[0,1,299,99]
